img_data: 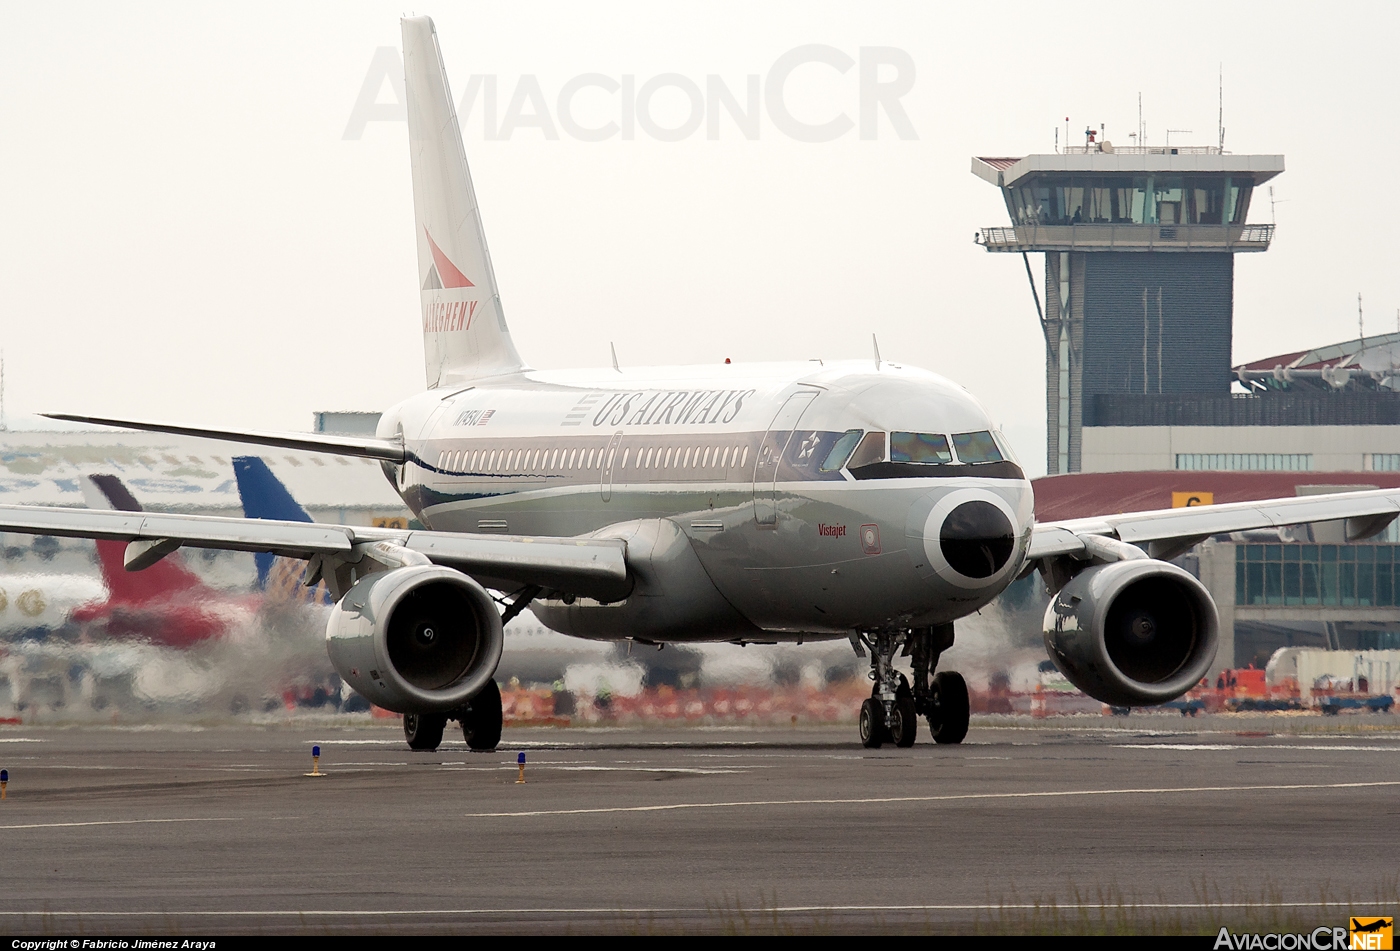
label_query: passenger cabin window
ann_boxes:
[951,431,1004,464]
[847,431,886,468]
[891,432,953,465]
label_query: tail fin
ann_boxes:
[402,16,525,387]
[232,456,331,605]
[81,474,207,603]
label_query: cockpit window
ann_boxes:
[819,429,864,472]
[991,429,1020,466]
[951,431,1004,464]
[846,431,886,469]
[891,432,954,465]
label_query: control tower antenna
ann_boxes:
[1138,93,1143,146]
[1218,64,1225,151]
[1358,293,1365,354]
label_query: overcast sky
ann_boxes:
[3,1,1397,476]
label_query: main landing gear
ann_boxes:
[403,678,504,752]
[857,624,969,749]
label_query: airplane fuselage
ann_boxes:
[377,359,1036,643]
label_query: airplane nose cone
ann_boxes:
[939,500,1015,579]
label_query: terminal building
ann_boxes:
[976,136,1400,673]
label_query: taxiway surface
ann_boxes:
[0,715,1397,934]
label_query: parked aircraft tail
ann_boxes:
[80,474,210,604]
[232,456,331,605]
[402,15,525,388]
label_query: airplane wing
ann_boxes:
[43,414,406,463]
[1029,487,1400,562]
[0,504,629,601]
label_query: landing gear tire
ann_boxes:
[461,678,503,752]
[859,697,887,749]
[404,712,447,751]
[891,694,918,748]
[929,670,969,745]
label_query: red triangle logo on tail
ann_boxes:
[425,230,474,288]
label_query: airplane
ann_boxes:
[72,473,253,648]
[5,16,1400,753]
[0,573,104,642]
[2,473,253,715]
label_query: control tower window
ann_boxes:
[1006,176,1251,226]
[951,431,1004,465]
[1228,184,1253,223]
[1155,185,1184,224]
[1190,182,1225,224]
[890,432,954,465]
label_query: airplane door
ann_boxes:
[752,389,818,527]
[600,431,623,501]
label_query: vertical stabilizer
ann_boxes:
[236,456,334,605]
[80,475,207,603]
[233,456,312,587]
[233,456,331,605]
[402,16,525,387]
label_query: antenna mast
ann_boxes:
[1218,64,1225,150]
[1359,293,1365,354]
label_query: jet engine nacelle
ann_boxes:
[325,565,503,714]
[1042,559,1218,707]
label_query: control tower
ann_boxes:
[972,141,1283,474]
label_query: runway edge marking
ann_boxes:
[0,817,242,831]
[462,780,1400,818]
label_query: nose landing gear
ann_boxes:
[856,623,968,748]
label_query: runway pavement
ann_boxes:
[0,714,1397,934]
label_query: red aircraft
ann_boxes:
[68,474,254,649]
